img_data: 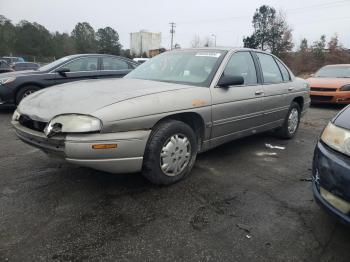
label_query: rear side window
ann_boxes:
[223,52,257,85]
[256,53,283,84]
[275,59,290,82]
[102,57,129,70]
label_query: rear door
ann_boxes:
[255,52,289,124]
[53,56,99,85]
[210,51,264,146]
[98,56,134,79]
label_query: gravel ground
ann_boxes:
[0,105,350,262]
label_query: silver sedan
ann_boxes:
[12,48,310,185]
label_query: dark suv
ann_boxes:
[0,54,138,106]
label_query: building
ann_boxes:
[130,31,161,57]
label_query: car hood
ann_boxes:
[307,77,350,88]
[18,78,196,122]
[0,70,40,78]
[333,105,350,130]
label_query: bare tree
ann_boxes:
[190,34,201,48]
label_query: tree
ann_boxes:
[96,27,122,55]
[14,20,53,58]
[52,32,76,58]
[190,34,201,48]
[299,38,308,52]
[71,22,97,53]
[312,35,326,62]
[0,15,15,55]
[174,43,181,49]
[243,35,259,49]
[243,5,293,56]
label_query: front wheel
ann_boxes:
[277,102,301,139]
[16,86,40,104]
[142,120,198,186]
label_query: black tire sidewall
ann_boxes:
[142,120,198,185]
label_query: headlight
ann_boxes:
[0,77,16,85]
[44,114,102,137]
[12,110,21,121]
[321,122,350,157]
[340,84,350,91]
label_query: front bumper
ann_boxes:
[12,121,151,174]
[0,84,16,106]
[312,141,350,226]
[310,91,350,104]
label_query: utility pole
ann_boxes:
[169,22,176,50]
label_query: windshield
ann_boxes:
[38,56,73,72]
[315,66,350,78]
[125,50,226,86]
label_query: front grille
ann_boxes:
[311,87,337,92]
[18,115,47,132]
[310,95,333,102]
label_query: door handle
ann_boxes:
[288,87,294,91]
[255,90,264,96]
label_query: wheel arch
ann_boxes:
[153,112,206,152]
[293,96,304,112]
[15,82,44,104]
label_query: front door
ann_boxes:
[211,51,264,147]
[53,56,100,85]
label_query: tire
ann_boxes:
[16,85,40,104]
[276,102,301,139]
[142,120,198,186]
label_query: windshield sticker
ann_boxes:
[195,52,221,58]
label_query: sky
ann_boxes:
[1,0,350,50]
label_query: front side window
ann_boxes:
[257,53,283,84]
[223,52,257,85]
[102,57,129,70]
[63,57,98,72]
[125,50,226,87]
[276,59,291,81]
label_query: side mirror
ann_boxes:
[56,68,70,76]
[218,74,244,87]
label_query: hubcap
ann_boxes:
[288,108,299,134]
[23,90,36,99]
[160,134,191,177]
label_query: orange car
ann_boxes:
[307,64,350,104]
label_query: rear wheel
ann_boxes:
[16,85,40,104]
[142,120,198,185]
[277,102,301,139]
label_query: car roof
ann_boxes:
[173,46,271,55]
[63,54,138,64]
[323,64,350,67]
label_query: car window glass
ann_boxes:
[257,53,283,83]
[102,57,129,70]
[276,59,290,81]
[223,52,257,85]
[64,57,98,72]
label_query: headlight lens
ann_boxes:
[340,84,350,91]
[0,77,16,85]
[321,122,350,157]
[44,114,102,136]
